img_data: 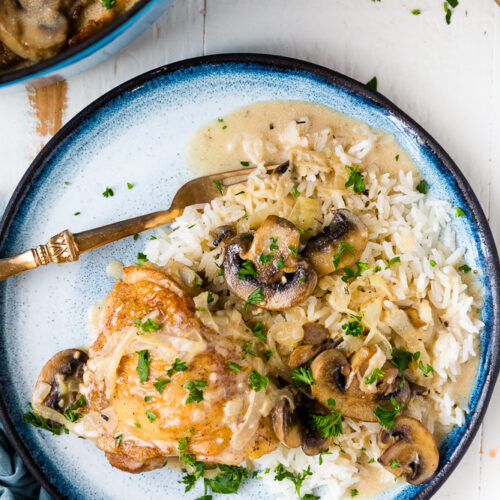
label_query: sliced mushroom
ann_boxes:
[378,416,439,485]
[240,215,300,283]
[0,41,20,70]
[0,1,69,62]
[303,209,368,277]
[302,322,329,345]
[272,398,303,448]
[224,234,317,311]
[288,344,323,370]
[301,426,329,456]
[376,362,412,406]
[33,348,88,415]
[212,225,236,247]
[310,349,378,422]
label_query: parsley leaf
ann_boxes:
[249,370,269,392]
[385,256,400,269]
[269,237,279,250]
[290,366,315,386]
[185,380,207,404]
[456,207,466,217]
[364,367,386,385]
[345,165,366,193]
[351,489,359,497]
[411,9,421,15]
[276,257,285,269]
[318,449,332,465]
[153,378,170,394]
[264,349,274,361]
[101,0,116,8]
[145,409,157,422]
[333,242,355,269]
[418,361,435,377]
[240,161,250,166]
[288,245,298,257]
[309,400,343,438]
[140,318,163,333]
[374,397,405,429]
[136,350,151,383]
[274,464,312,498]
[259,253,274,264]
[341,261,369,283]
[342,314,364,337]
[291,187,300,197]
[238,260,259,279]
[213,179,223,195]
[366,77,378,91]
[459,264,471,273]
[390,348,413,372]
[228,362,241,372]
[63,394,86,422]
[167,358,188,377]
[23,403,61,435]
[137,252,148,266]
[102,187,114,198]
[416,180,427,193]
[252,321,267,341]
[206,465,249,494]
[243,287,264,311]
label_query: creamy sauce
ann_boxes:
[186,100,417,178]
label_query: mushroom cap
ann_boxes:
[302,322,329,345]
[211,225,236,247]
[378,416,439,485]
[303,209,368,277]
[310,349,379,422]
[224,237,317,311]
[272,398,303,449]
[301,426,330,456]
[34,348,88,413]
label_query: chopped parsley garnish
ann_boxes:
[238,259,259,279]
[418,361,435,377]
[290,366,315,386]
[269,237,279,250]
[309,400,343,438]
[249,369,269,392]
[216,263,224,276]
[291,187,300,197]
[274,464,312,498]
[459,264,471,273]
[366,76,378,91]
[144,396,152,402]
[264,349,274,361]
[134,421,141,428]
[288,245,298,257]
[444,1,458,24]
[217,118,223,122]
[342,314,364,337]
[213,179,223,195]
[188,224,196,229]
[178,436,196,466]
[222,125,228,130]
[318,449,332,465]
[259,253,274,264]
[207,291,214,304]
[64,181,70,186]
[228,362,242,372]
[242,341,257,359]
[101,0,116,9]
[140,318,163,333]
[299,277,306,282]
[395,154,400,161]
[373,265,381,273]
[114,433,123,448]
[385,256,400,269]
[63,394,86,422]
[185,380,207,404]
[456,207,466,217]
[74,212,81,216]
[102,187,114,198]
[390,459,400,469]
[127,182,134,189]
[243,287,264,311]
[167,358,188,377]
[333,242,355,269]
[411,9,421,15]
[194,276,200,287]
[23,404,62,435]
[345,165,366,194]
[351,489,359,497]
[206,465,249,494]
[430,259,437,267]
[240,161,250,166]
[390,348,413,372]
[235,191,245,196]
[364,367,386,385]
[276,257,285,269]
[252,321,267,341]
[145,410,157,422]
[368,457,376,464]
[153,378,170,394]
[342,261,369,283]
[137,252,148,266]
[416,180,427,194]
[136,350,151,383]
[133,234,139,241]
[374,397,405,429]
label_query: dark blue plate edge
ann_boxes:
[0,53,498,500]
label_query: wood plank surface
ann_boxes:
[0,0,499,497]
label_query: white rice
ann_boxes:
[144,117,483,498]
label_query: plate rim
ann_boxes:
[1,53,499,500]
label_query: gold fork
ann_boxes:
[0,162,289,282]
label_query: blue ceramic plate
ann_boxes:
[0,0,174,92]
[0,54,499,500]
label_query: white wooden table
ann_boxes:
[0,0,499,497]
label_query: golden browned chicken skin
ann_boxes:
[77,265,277,473]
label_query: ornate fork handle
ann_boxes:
[0,230,79,282]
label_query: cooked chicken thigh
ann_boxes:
[33,265,277,473]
